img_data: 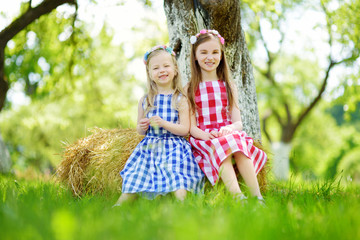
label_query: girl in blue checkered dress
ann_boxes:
[113,46,204,205]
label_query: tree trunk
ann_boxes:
[0,132,11,174]
[0,47,8,111]
[271,141,291,180]
[164,0,262,140]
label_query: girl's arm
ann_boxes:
[190,112,210,140]
[229,85,243,131]
[189,109,220,140]
[136,96,150,135]
[149,96,190,137]
[185,83,214,140]
[219,85,243,136]
[228,105,243,131]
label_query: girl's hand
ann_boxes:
[209,130,219,139]
[138,118,150,132]
[200,130,218,141]
[150,116,164,128]
[219,126,233,137]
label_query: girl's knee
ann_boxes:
[174,189,187,201]
[234,152,250,162]
[114,193,136,206]
[120,193,136,200]
[221,156,233,165]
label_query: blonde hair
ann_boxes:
[144,48,186,116]
[187,33,235,113]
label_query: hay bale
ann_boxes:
[56,128,143,197]
[85,129,144,194]
[253,141,271,192]
[56,127,270,197]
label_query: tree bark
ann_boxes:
[271,141,291,180]
[0,132,11,174]
[0,48,8,111]
[164,0,262,140]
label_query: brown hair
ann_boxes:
[144,49,186,116]
[187,33,235,113]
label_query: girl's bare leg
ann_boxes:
[219,157,244,197]
[234,152,262,198]
[174,189,187,201]
[113,193,136,206]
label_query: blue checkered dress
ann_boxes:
[120,94,204,198]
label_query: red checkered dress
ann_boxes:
[189,80,267,185]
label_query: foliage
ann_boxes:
[259,99,360,180]
[1,1,170,173]
[330,83,360,122]
[1,0,359,181]
[290,103,345,178]
[256,54,324,120]
[1,18,140,171]
[1,175,359,240]
[0,84,137,171]
[322,0,360,61]
[325,91,360,180]
[337,148,360,181]
[243,0,360,121]
[242,0,360,178]
[5,10,72,107]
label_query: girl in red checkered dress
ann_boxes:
[187,29,267,202]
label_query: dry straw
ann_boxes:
[249,141,271,192]
[56,128,144,197]
[56,127,270,197]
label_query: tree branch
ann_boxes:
[258,19,294,130]
[259,23,272,59]
[0,49,8,110]
[295,59,336,129]
[0,0,77,111]
[293,1,346,129]
[257,20,289,108]
[253,64,267,79]
[262,109,273,143]
[0,0,76,45]
[284,102,292,124]
[272,108,284,128]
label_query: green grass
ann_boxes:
[1,175,359,240]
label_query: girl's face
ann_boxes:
[148,51,176,89]
[195,38,222,75]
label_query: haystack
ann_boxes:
[56,128,144,197]
[56,127,270,197]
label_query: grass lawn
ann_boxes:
[1,175,359,240]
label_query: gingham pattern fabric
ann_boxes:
[189,80,267,185]
[121,94,204,198]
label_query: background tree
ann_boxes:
[164,0,263,141]
[0,24,139,171]
[0,1,168,173]
[2,0,359,180]
[243,0,360,179]
[0,0,78,173]
[0,0,78,111]
[325,84,360,181]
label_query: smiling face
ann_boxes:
[195,37,222,75]
[148,51,177,90]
